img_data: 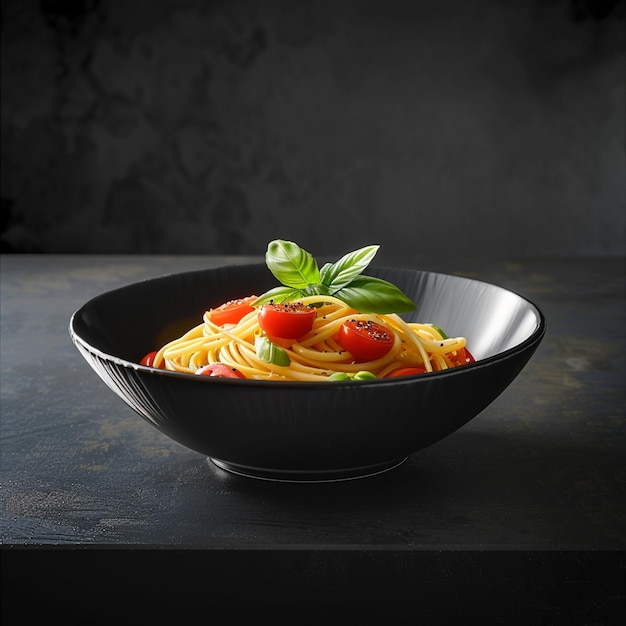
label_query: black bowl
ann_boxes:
[69,263,545,482]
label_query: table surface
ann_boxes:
[1,252,624,549]
[1,254,625,621]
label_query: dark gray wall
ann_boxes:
[2,0,624,256]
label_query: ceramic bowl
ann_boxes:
[69,263,545,482]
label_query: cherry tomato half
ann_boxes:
[196,363,246,378]
[140,351,162,368]
[448,346,476,367]
[385,367,427,378]
[258,302,316,339]
[338,319,395,361]
[209,296,257,326]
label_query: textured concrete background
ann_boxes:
[1,0,624,256]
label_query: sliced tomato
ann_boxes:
[196,363,246,378]
[448,346,475,367]
[258,302,316,339]
[385,367,427,378]
[209,296,257,326]
[140,351,162,368]
[337,319,395,361]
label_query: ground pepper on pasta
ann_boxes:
[148,294,472,381]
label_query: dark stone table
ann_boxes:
[1,254,624,623]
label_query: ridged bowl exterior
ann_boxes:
[69,264,545,478]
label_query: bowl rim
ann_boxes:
[69,263,547,389]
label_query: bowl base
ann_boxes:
[209,457,408,483]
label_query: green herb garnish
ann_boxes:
[254,335,291,366]
[254,240,416,314]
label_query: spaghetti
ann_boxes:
[149,294,472,381]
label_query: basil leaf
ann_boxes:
[265,240,320,289]
[255,335,291,366]
[319,262,333,282]
[320,245,379,290]
[304,283,331,297]
[253,286,303,307]
[334,276,416,314]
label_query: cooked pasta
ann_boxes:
[148,294,471,381]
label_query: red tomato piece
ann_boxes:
[448,346,475,367]
[140,351,161,368]
[196,363,246,378]
[258,302,316,339]
[462,347,475,364]
[209,296,257,326]
[338,319,395,361]
[385,367,427,378]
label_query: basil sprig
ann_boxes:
[254,239,416,314]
